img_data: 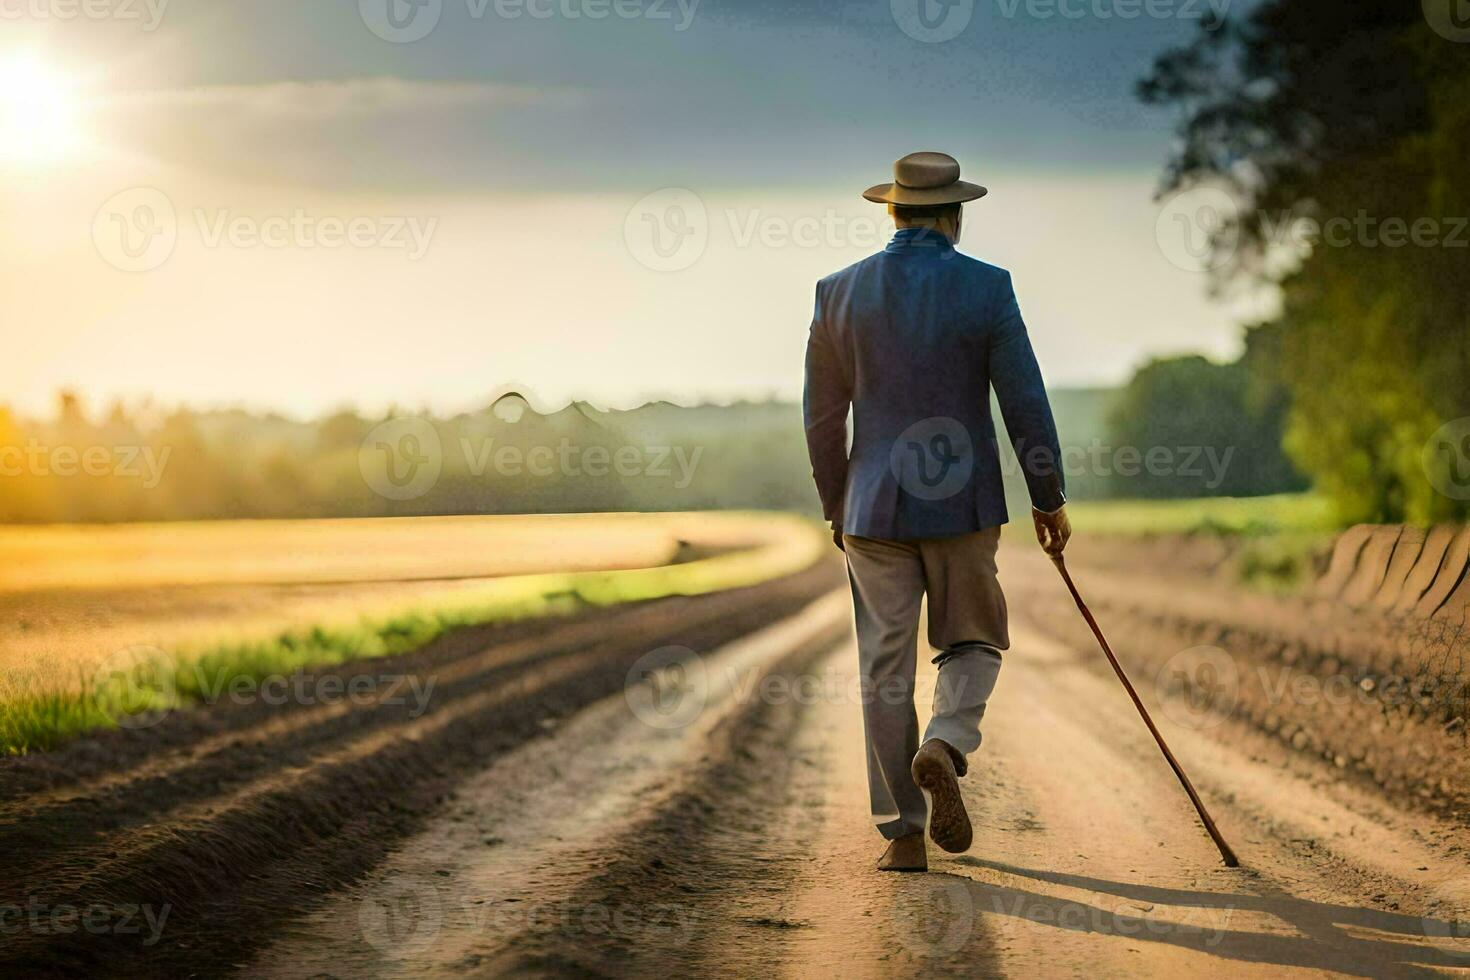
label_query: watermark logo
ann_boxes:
[0,0,170,30]
[359,417,444,501]
[1424,0,1470,42]
[93,187,177,273]
[359,0,698,40]
[891,877,974,955]
[94,190,438,271]
[192,209,437,258]
[1155,185,1241,274]
[624,645,707,730]
[90,644,176,730]
[0,440,171,488]
[891,0,974,42]
[190,670,436,716]
[360,0,443,41]
[359,876,444,958]
[624,188,708,272]
[0,898,171,946]
[1423,417,1470,501]
[890,417,974,501]
[988,891,1234,946]
[460,437,702,487]
[1422,876,1470,958]
[1155,645,1238,731]
[994,0,1229,26]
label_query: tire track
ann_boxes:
[0,562,841,977]
[247,590,853,977]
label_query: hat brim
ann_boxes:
[862,180,988,206]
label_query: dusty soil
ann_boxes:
[237,545,1470,979]
[6,533,1469,978]
[0,561,843,976]
[1011,540,1470,820]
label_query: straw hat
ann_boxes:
[862,151,988,206]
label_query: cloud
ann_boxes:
[90,77,588,189]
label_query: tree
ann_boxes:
[1106,354,1303,499]
[1139,0,1470,523]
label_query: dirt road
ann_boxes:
[5,548,1468,977]
[248,557,1467,978]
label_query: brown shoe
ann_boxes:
[912,739,972,854]
[877,832,927,872]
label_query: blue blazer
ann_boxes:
[804,228,1065,540]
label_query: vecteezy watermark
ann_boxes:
[92,188,437,273]
[359,417,445,502]
[1423,417,1470,501]
[1155,645,1240,731]
[623,188,709,273]
[1423,0,1470,43]
[1155,185,1243,274]
[1258,210,1470,251]
[359,0,443,43]
[623,654,978,731]
[92,188,178,273]
[359,875,444,958]
[358,0,698,43]
[892,878,975,955]
[890,417,975,501]
[624,645,708,730]
[1155,644,1469,732]
[885,419,1234,503]
[994,0,1228,25]
[88,645,439,729]
[729,669,971,710]
[460,438,702,486]
[986,890,1235,947]
[0,898,171,946]
[1021,439,1235,490]
[358,875,695,959]
[90,645,177,730]
[0,440,171,488]
[891,0,1225,43]
[622,196,939,272]
[1423,875,1470,959]
[357,416,704,502]
[192,671,436,717]
[890,0,974,43]
[475,897,696,941]
[1157,185,1469,274]
[0,0,169,30]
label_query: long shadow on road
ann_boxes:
[953,857,1467,979]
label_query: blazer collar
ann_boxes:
[885,227,955,253]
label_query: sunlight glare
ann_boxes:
[0,54,86,169]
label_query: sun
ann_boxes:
[0,54,86,169]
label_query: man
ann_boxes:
[804,151,1071,872]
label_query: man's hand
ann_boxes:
[832,525,845,552]
[1032,505,1070,558]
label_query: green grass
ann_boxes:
[0,518,824,755]
[1067,492,1337,537]
[1067,492,1338,594]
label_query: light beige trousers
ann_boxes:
[844,527,1008,840]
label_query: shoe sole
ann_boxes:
[912,747,972,854]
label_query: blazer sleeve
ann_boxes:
[989,272,1066,513]
[803,280,851,528]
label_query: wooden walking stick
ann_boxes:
[1049,553,1240,868]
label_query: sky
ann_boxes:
[0,0,1271,419]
